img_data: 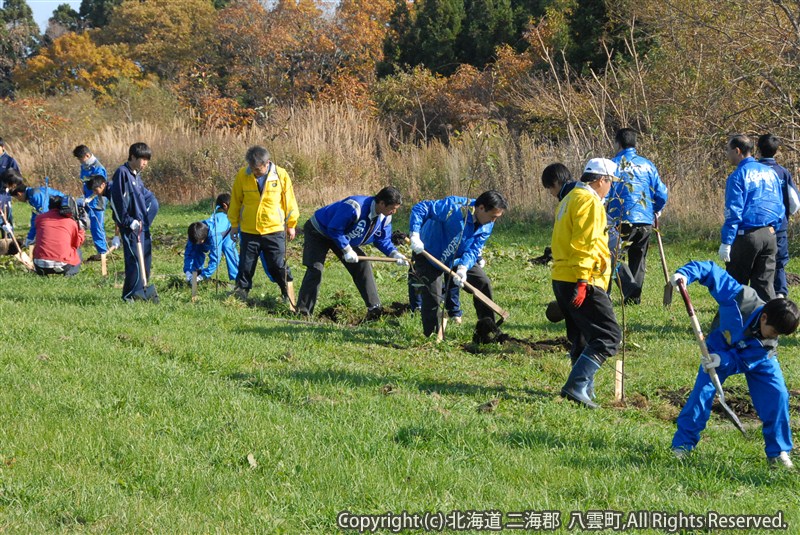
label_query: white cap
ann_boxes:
[582,158,618,181]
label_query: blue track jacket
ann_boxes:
[409,196,493,269]
[25,185,65,243]
[184,209,238,279]
[109,163,155,233]
[721,157,783,245]
[608,147,668,225]
[310,195,396,256]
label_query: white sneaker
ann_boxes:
[452,316,462,325]
[672,448,691,460]
[767,452,794,469]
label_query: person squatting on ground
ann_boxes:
[184,194,241,283]
[408,190,507,338]
[73,145,109,258]
[228,146,299,307]
[32,195,89,277]
[670,261,799,469]
[109,142,159,302]
[0,137,20,238]
[7,172,65,248]
[719,134,783,302]
[296,186,408,319]
[756,134,799,299]
[551,158,622,409]
[606,128,669,304]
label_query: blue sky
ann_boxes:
[26,0,82,31]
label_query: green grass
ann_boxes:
[1,203,799,533]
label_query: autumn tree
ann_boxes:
[78,0,122,28]
[0,0,39,96]
[104,0,216,79]
[14,31,142,98]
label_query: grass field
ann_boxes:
[1,202,799,533]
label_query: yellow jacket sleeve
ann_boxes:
[228,168,245,229]
[279,168,299,228]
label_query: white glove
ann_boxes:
[452,265,468,288]
[185,271,192,282]
[410,232,425,254]
[230,228,239,243]
[718,243,731,263]
[342,245,358,263]
[391,250,409,266]
[196,274,204,282]
[2,223,12,234]
[478,257,486,268]
[130,220,141,232]
[111,236,121,249]
[703,353,721,373]
[670,272,687,288]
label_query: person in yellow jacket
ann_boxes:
[229,145,299,307]
[551,158,622,409]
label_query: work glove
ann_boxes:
[571,279,589,308]
[130,220,141,233]
[342,245,358,263]
[391,250,409,266]
[230,227,239,243]
[478,257,486,268]
[670,272,688,288]
[23,238,34,248]
[718,243,731,263]
[196,274,204,282]
[409,232,425,254]
[452,265,468,288]
[2,223,12,234]
[185,271,193,282]
[703,353,722,374]
[111,236,121,249]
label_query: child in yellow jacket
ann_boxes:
[551,158,622,408]
[229,145,299,306]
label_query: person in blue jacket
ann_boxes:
[407,252,485,324]
[296,186,407,319]
[109,142,159,302]
[73,145,109,258]
[606,128,669,304]
[757,134,799,299]
[719,134,783,302]
[670,261,799,469]
[8,178,65,247]
[409,190,507,337]
[183,193,242,283]
[0,137,21,237]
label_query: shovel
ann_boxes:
[676,278,745,435]
[654,213,673,306]
[0,208,33,271]
[134,230,159,301]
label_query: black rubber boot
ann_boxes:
[561,353,603,409]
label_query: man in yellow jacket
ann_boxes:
[551,158,622,409]
[229,145,299,307]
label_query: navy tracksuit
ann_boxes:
[758,158,798,297]
[109,163,159,301]
[0,153,20,237]
[672,261,792,458]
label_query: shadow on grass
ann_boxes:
[227,366,553,404]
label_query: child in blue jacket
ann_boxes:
[184,194,240,282]
[670,261,799,469]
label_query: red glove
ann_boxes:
[571,280,589,308]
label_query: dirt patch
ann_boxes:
[655,385,800,422]
[466,318,570,354]
[786,272,800,286]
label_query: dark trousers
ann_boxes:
[726,226,776,302]
[552,280,621,364]
[296,221,380,314]
[236,231,293,295]
[609,223,651,303]
[34,250,82,277]
[122,230,152,300]
[408,274,462,317]
[774,229,789,297]
[413,255,494,337]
